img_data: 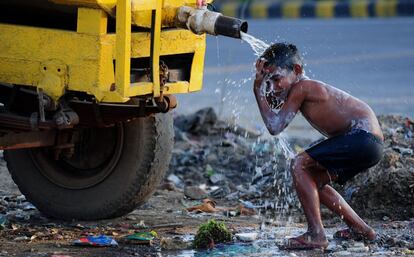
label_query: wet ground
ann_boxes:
[0,185,413,257]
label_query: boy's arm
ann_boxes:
[253,79,306,136]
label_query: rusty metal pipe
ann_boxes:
[176,6,248,39]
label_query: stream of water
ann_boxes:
[240,32,269,57]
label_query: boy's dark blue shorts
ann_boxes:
[305,129,383,185]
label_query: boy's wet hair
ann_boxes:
[261,43,303,71]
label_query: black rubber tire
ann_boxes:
[4,113,173,220]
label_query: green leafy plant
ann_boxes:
[193,219,232,249]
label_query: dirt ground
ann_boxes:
[0,112,413,257]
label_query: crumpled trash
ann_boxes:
[237,204,256,216]
[186,199,256,216]
[123,231,157,245]
[186,199,219,213]
[72,235,118,247]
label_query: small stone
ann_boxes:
[235,232,258,242]
[126,215,137,221]
[13,236,30,242]
[159,182,177,191]
[209,185,231,199]
[184,186,208,200]
[167,174,184,188]
[289,253,298,257]
[160,236,192,250]
[209,174,225,184]
[332,251,352,256]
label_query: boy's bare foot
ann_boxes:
[280,232,329,250]
[333,228,376,241]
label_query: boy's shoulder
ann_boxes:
[292,79,329,100]
[292,79,326,92]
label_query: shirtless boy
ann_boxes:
[253,43,384,250]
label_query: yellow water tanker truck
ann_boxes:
[0,0,247,220]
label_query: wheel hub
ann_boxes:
[31,124,124,189]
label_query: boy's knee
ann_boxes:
[290,154,306,176]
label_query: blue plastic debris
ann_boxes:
[72,235,118,247]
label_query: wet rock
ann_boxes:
[209,173,226,184]
[174,107,217,135]
[184,186,208,200]
[347,242,369,252]
[235,232,258,242]
[341,115,414,220]
[209,185,231,199]
[332,250,352,256]
[167,174,184,188]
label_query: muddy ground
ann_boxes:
[0,110,413,257]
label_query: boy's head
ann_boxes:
[258,43,304,108]
[260,43,303,73]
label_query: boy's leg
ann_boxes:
[286,152,332,248]
[318,185,376,240]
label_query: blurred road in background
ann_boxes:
[177,18,414,138]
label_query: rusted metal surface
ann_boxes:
[0,112,55,131]
[0,130,56,150]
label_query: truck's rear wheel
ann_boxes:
[4,113,173,220]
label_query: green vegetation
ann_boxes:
[193,219,233,249]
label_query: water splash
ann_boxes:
[240,32,269,57]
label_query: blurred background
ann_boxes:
[178,0,414,139]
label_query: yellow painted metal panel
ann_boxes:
[152,0,163,97]
[129,82,154,95]
[0,25,101,96]
[115,0,132,98]
[282,1,302,19]
[250,3,268,19]
[163,82,189,94]
[316,1,335,18]
[77,8,108,35]
[188,34,206,92]
[375,0,397,17]
[350,0,368,18]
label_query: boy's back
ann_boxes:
[292,79,383,139]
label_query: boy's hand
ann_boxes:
[255,58,266,81]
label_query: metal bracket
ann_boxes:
[37,59,68,102]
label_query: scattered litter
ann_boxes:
[123,231,157,245]
[72,235,118,247]
[186,199,218,213]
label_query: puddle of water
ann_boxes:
[162,226,309,257]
